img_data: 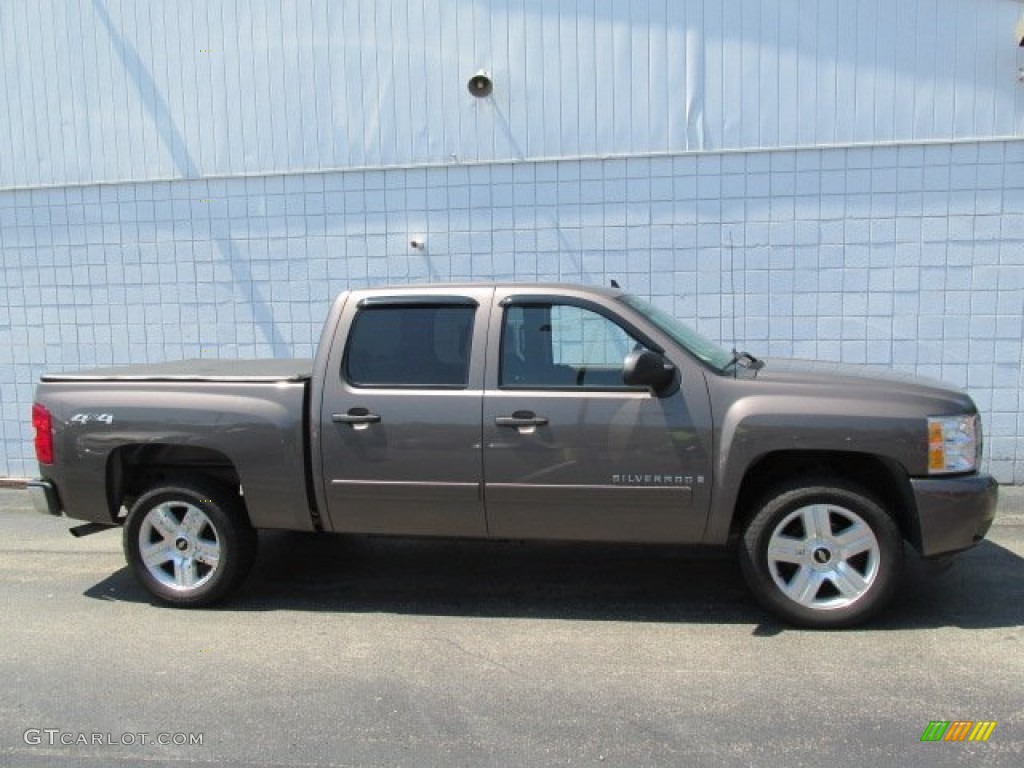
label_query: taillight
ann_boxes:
[32,403,54,464]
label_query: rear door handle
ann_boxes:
[332,410,381,425]
[495,412,548,428]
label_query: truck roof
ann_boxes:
[345,281,625,297]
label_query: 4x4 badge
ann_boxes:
[70,413,114,425]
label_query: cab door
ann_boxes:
[481,291,712,543]
[319,288,492,536]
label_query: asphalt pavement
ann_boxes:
[0,487,1021,767]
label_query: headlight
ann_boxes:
[927,415,980,474]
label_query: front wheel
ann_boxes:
[124,481,257,607]
[739,480,903,628]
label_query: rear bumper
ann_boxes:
[27,479,62,517]
[910,474,998,557]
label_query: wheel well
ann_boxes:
[106,444,243,521]
[730,451,919,545]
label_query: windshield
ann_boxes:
[619,294,735,372]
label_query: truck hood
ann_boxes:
[752,358,972,406]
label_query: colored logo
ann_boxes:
[920,721,996,742]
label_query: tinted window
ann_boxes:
[345,305,475,387]
[501,304,645,388]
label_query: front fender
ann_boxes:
[704,394,922,544]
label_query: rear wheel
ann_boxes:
[739,480,903,628]
[124,481,257,607]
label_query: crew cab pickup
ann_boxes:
[28,283,998,627]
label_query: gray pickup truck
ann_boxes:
[28,283,997,627]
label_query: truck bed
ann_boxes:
[41,359,313,382]
[34,360,315,532]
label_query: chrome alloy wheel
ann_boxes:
[138,500,221,591]
[765,503,881,610]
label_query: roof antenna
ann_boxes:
[610,279,620,289]
[726,231,737,349]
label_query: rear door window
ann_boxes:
[344,305,475,388]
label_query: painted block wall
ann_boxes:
[2,139,1023,481]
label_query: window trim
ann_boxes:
[357,295,479,308]
[341,302,476,390]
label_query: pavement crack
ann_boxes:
[439,637,525,679]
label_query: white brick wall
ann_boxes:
[2,139,1022,481]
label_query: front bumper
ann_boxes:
[27,479,62,517]
[910,473,998,557]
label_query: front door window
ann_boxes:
[501,304,646,389]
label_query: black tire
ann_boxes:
[738,480,903,628]
[123,481,257,607]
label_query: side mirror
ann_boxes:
[623,349,675,393]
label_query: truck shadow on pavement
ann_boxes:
[83,532,1024,631]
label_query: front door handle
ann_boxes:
[495,412,549,428]
[332,410,381,425]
